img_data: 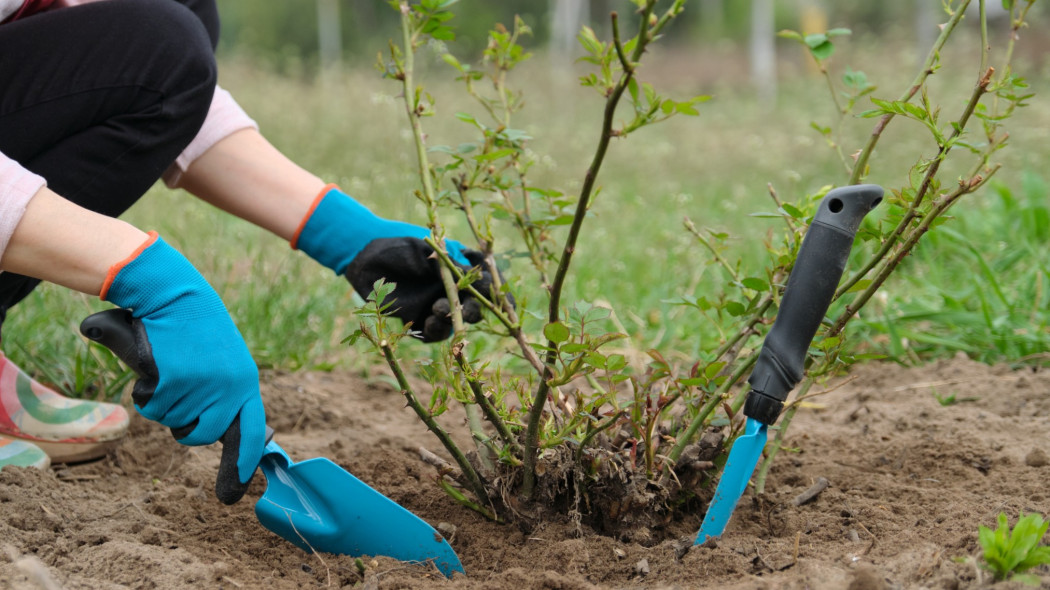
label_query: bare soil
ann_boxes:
[1,356,1048,589]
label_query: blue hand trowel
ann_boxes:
[80,309,464,577]
[695,184,883,545]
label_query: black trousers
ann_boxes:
[0,0,219,325]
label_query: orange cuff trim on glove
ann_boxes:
[99,231,159,301]
[290,183,339,250]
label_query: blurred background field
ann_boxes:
[7,1,1050,399]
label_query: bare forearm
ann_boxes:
[177,128,326,241]
[0,187,147,295]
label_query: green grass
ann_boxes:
[6,33,1050,399]
[852,171,1050,365]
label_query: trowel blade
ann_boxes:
[695,417,768,545]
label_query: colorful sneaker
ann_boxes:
[0,353,129,463]
[0,435,50,470]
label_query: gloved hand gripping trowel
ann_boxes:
[695,184,883,545]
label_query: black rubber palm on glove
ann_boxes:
[292,185,509,342]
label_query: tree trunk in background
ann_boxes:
[549,0,588,68]
[750,0,776,108]
[317,0,342,70]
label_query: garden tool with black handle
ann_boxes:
[695,184,883,545]
[80,309,464,578]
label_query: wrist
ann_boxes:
[292,185,427,274]
[102,233,221,320]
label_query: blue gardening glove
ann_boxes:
[95,233,265,505]
[293,185,508,342]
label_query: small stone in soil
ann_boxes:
[1024,448,1048,467]
[672,535,693,560]
[634,558,650,577]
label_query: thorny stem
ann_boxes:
[454,344,523,456]
[979,0,989,76]
[437,477,500,522]
[611,13,632,72]
[848,0,971,185]
[830,67,994,336]
[766,183,798,233]
[379,341,490,505]
[397,2,493,473]
[574,411,624,465]
[710,296,774,366]
[500,187,551,287]
[454,179,490,252]
[832,168,998,338]
[663,351,758,479]
[426,242,551,381]
[836,62,992,301]
[999,1,1034,85]
[523,0,681,498]
[989,0,1034,119]
[684,217,739,282]
[816,61,850,174]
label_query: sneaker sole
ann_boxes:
[6,436,122,463]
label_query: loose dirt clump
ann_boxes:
[1,356,1048,589]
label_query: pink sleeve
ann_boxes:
[0,152,45,260]
[162,86,259,188]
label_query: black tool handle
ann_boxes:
[744,184,883,425]
[80,308,266,504]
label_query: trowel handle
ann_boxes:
[744,185,883,425]
[80,308,258,504]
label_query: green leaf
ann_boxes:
[442,53,463,70]
[741,277,769,291]
[843,68,869,89]
[724,301,746,316]
[902,102,928,120]
[808,41,835,60]
[627,78,640,105]
[558,343,589,355]
[454,112,479,126]
[474,148,515,161]
[803,33,827,48]
[781,203,804,219]
[704,361,726,379]
[776,29,803,42]
[577,25,603,56]
[429,25,455,41]
[675,101,700,116]
[584,352,607,369]
[544,322,571,344]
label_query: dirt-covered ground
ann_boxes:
[1,355,1048,589]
